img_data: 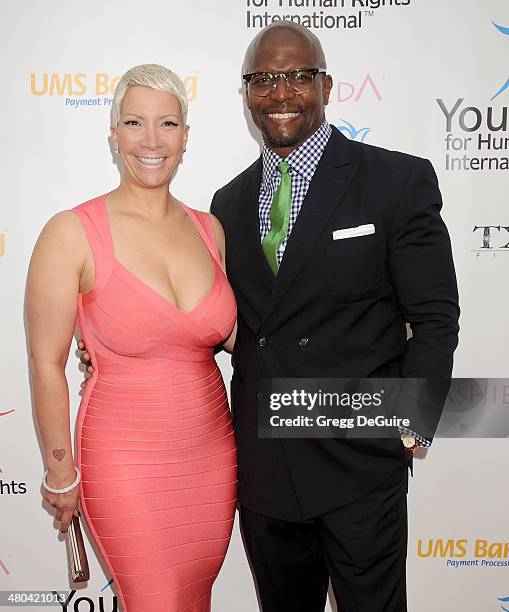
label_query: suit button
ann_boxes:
[256,392,263,400]
[258,337,267,347]
[298,337,309,347]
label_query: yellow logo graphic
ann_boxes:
[418,538,509,559]
[0,232,5,257]
[418,539,467,558]
[30,73,197,102]
[31,73,88,96]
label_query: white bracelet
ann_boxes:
[42,467,81,494]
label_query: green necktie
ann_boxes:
[262,161,292,275]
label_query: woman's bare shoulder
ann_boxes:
[34,210,89,260]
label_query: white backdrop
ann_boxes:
[1,1,508,610]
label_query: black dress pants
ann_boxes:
[240,472,408,612]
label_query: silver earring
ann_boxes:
[182,147,186,153]
[114,145,119,154]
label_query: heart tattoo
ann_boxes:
[52,449,66,462]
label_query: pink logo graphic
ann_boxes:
[0,560,10,576]
[336,74,383,103]
[0,410,15,417]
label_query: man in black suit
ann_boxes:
[210,22,459,612]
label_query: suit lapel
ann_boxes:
[259,129,360,329]
[236,159,275,293]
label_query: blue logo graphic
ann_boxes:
[491,21,509,101]
[100,578,114,591]
[498,596,509,612]
[336,119,372,142]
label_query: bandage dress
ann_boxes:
[72,195,237,612]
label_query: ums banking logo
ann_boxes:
[418,538,509,568]
[30,72,198,108]
[30,72,120,96]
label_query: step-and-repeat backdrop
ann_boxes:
[1,1,508,610]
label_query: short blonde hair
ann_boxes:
[111,64,188,127]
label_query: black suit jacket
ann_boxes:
[211,127,459,521]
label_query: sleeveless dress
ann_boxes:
[72,195,237,612]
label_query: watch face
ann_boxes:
[402,435,417,449]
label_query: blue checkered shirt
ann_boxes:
[259,121,332,264]
[258,120,431,450]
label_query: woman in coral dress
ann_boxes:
[27,64,237,611]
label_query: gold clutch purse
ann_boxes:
[66,515,90,583]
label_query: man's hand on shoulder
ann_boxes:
[77,339,94,389]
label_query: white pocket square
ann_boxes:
[332,224,375,240]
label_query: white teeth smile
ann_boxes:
[136,157,166,165]
[267,112,300,119]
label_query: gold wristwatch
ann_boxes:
[400,433,419,453]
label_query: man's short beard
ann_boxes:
[262,122,309,150]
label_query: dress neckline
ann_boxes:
[100,194,219,317]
